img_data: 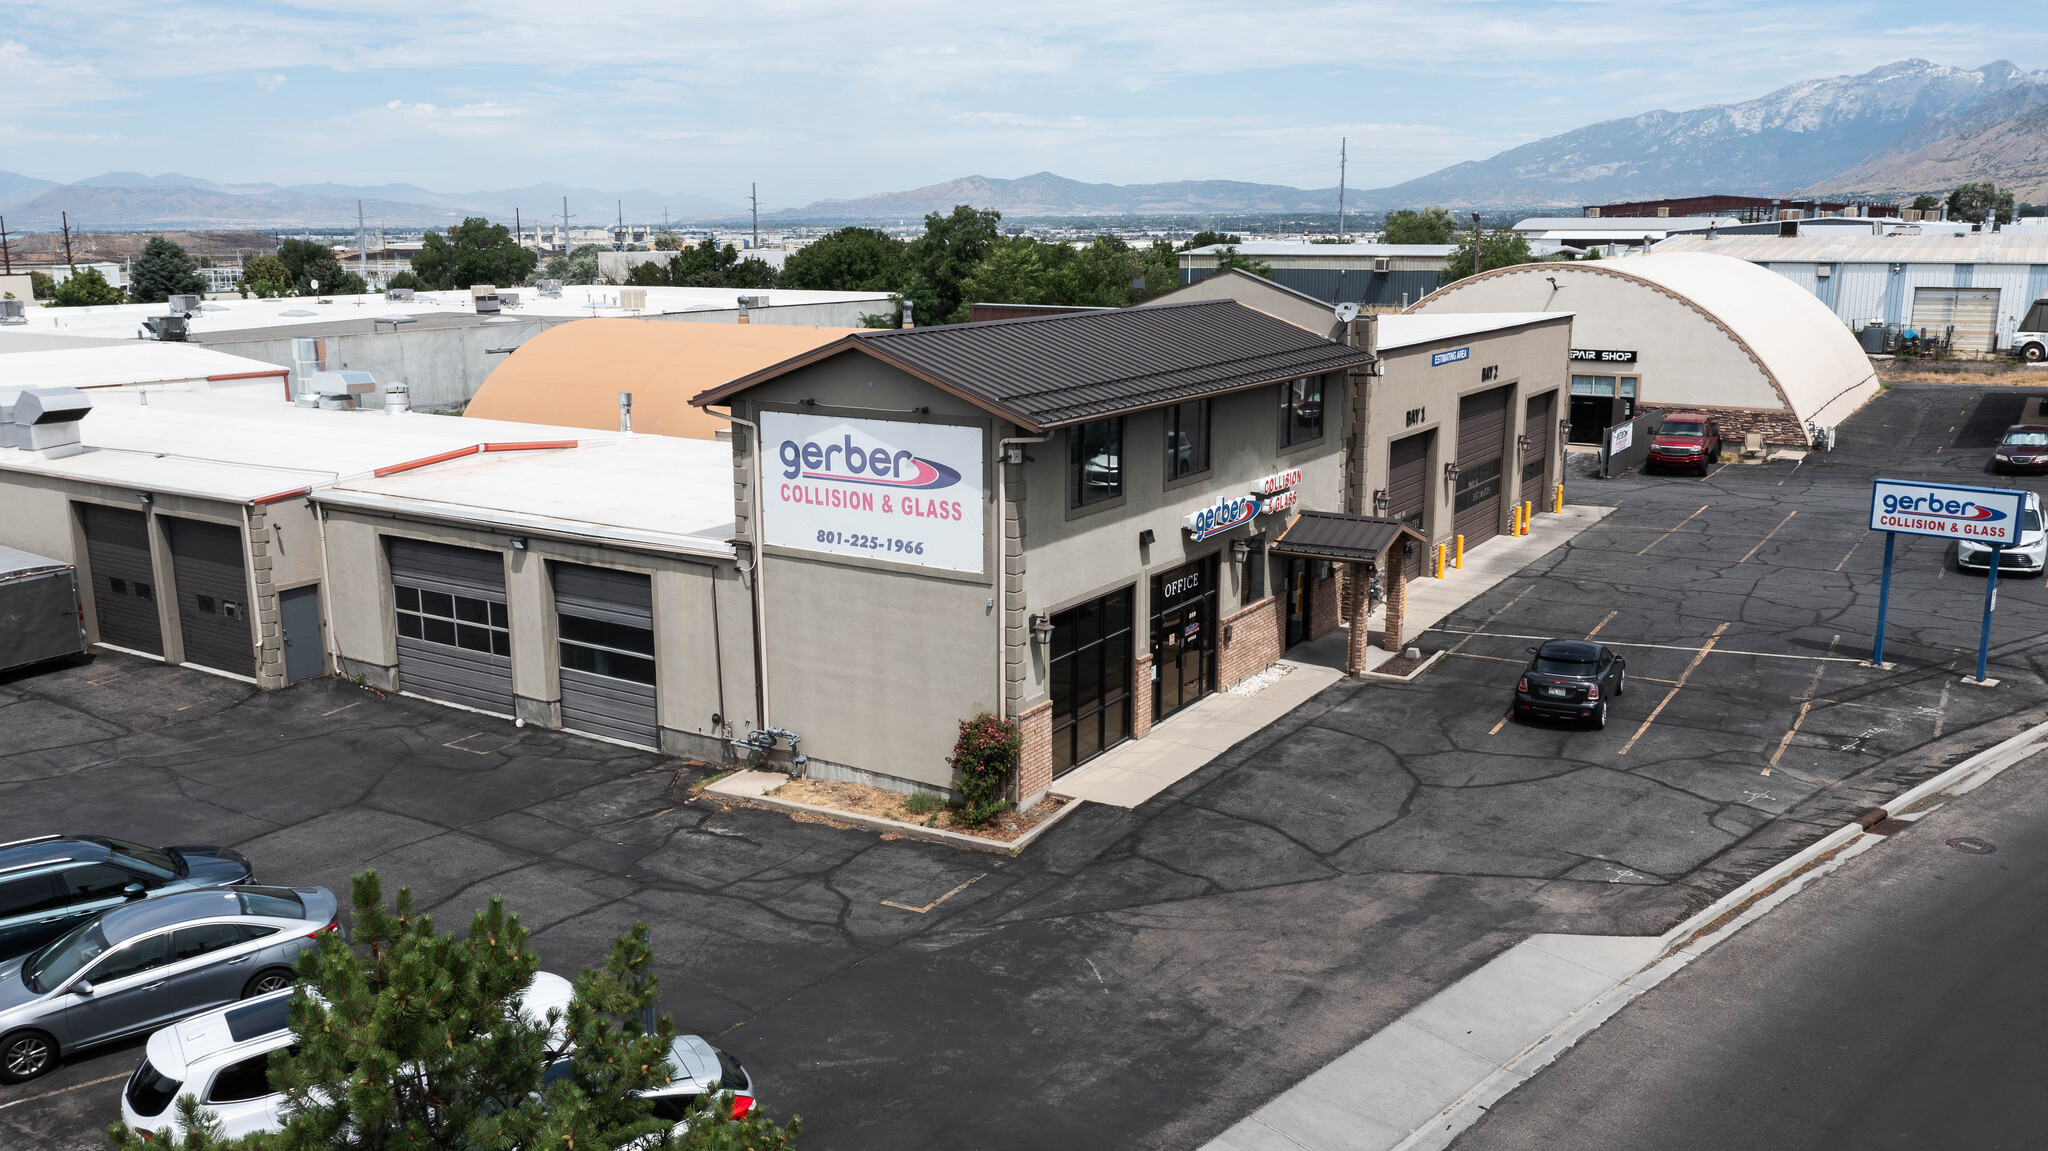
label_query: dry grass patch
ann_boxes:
[769,777,1067,842]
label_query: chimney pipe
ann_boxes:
[736,300,749,324]
[901,300,915,329]
[619,391,633,432]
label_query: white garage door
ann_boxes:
[1911,287,2000,353]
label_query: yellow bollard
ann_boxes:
[1436,543,1447,578]
[1455,534,1465,568]
[1556,483,1565,512]
[1523,500,1534,534]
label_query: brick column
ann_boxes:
[1382,547,1407,653]
[1132,653,1155,738]
[246,507,287,689]
[1308,569,1341,640]
[1016,700,1054,806]
[1345,562,1372,677]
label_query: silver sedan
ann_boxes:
[0,885,339,1083]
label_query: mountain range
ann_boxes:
[8,58,2048,230]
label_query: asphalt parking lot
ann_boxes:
[3,381,2046,1150]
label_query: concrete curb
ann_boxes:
[1361,649,1446,683]
[714,785,1088,857]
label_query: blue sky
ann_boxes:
[4,1,2044,209]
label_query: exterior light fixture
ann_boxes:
[1372,489,1390,513]
[1444,461,1461,480]
[137,492,153,505]
[1231,538,1251,563]
[1517,433,1534,453]
[1559,418,1572,436]
[1029,613,1055,643]
[508,536,528,550]
[1138,528,1156,547]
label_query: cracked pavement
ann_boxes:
[3,382,2047,1150]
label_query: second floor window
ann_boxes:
[1164,400,1210,480]
[1070,417,1123,507]
[1281,376,1325,447]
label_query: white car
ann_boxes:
[1957,491,2046,575]
[120,972,757,1140]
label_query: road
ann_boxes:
[1451,745,2048,1151]
[2,382,2046,1149]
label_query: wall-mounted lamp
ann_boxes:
[1230,538,1251,563]
[136,492,153,505]
[1559,418,1572,436]
[1029,613,1055,643]
[1516,433,1534,453]
[1138,528,1156,547]
[1372,489,1390,513]
[1444,461,1461,480]
[508,536,528,550]
[1223,623,1235,645]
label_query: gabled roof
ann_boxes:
[693,299,1373,431]
[1269,511,1426,562]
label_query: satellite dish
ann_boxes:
[1334,302,1361,324]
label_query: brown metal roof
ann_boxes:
[1270,511,1425,562]
[692,299,1373,431]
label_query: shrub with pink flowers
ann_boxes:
[948,712,1021,826]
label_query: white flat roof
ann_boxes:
[1180,242,1458,257]
[0,284,895,345]
[1515,217,1739,232]
[315,435,735,557]
[0,344,289,390]
[0,390,627,503]
[1376,312,1571,351]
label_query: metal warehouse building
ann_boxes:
[1655,231,2048,355]
[1411,253,1878,445]
[1178,243,1455,308]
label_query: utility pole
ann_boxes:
[1338,138,1348,242]
[358,200,367,287]
[61,211,74,270]
[560,196,572,256]
[515,207,522,250]
[1471,212,1482,279]
[617,199,625,251]
[750,183,759,249]
[0,215,10,274]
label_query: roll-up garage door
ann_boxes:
[78,503,162,656]
[387,539,512,716]
[1387,431,1430,531]
[1911,287,1999,353]
[1523,391,1555,504]
[164,518,254,676]
[552,564,657,748]
[1454,386,1510,546]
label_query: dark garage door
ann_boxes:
[1523,391,1555,505]
[1455,386,1510,546]
[553,564,658,748]
[1387,431,1430,531]
[387,538,512,716]
[164,518,254,676]
[78,503,161,656]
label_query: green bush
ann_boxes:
[947,712,1019,827]
[902,791,943,816]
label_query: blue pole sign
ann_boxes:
[1867,478,2027,673]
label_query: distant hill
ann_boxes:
[1805,82,2048,200]
[789,171,1343,219]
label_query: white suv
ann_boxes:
[1958,491,2046,575]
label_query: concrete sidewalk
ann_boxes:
[1056,504,1612,809]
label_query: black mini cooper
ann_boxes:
[1514,640,1626,728]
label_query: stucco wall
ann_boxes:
[1413,267,1786,414]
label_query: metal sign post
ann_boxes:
[1871,531,1895,666]
[1866,478,2027,681]
[1974,545,2002,684]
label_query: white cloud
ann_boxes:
[256,73,286,92]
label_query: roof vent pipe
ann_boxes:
[384,382,410,415]
[901,299,915,329]
[619,391,633,433]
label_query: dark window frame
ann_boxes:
[1279,375,1327,448]
[1068,418,1125,509]
[393,583,510,657]
[1163,399,1211,483]
[557,612,658,686]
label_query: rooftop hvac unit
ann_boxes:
[167,294,202,316]
[619,288,648,311]
[471,284,501,314]
[14,386,92,458]
[0,299,25,325]
[1656,207,1670,217]
[536,279,563,297]
[497,290,519,307]
[386,287,415,302]
[141,315,189,342]
[1902,209,1923,222]
[307,370,377,410]
[1372,257,1391,273]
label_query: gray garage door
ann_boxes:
[387,538,512,716]
[1523,391,1555,505]
[553,564,658,748]
[78,503,161,656]
[1911,287,2000,353]
[164,518,254,676]
[1387,431,1430,531]
[1454,386,1511,546]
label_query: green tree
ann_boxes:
[384,270,422,291]
[128,236,207,303]
[1947,181,2015,225]
[1911,193,1941,213]
[653,230,687,251]
[1175,231,1242,251]
[29,270,54,299]
[1212,245,1273,278]
[660,240,779,289]
[626,258,672,286]
[1379,206,1457,245]
[49,267,125,306]
[238,255,295,298]
[543,244,607,285]
[1446,226,1534,283]
[904,205,1003,324]
[779,227,907,292]
[275,238,349,296]
[412,217,539,290]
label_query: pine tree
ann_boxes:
[129,236,207,303]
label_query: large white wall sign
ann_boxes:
[760,411,985,573]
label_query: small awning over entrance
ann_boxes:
[1269,511,1427,563]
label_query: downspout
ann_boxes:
[993,429,1053,719]
[710,406,770,734]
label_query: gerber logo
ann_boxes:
[779,434,963,490]
[1878,493,2006,523]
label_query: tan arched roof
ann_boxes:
[465,318,860,439]
[1413,253,1878,429]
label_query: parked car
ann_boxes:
[1991,424,2048,473]
[1646,413,1723,475]
[0,885,337,1084]
[1513,640,1626,728]
[121,971,757,1143]
[1958,490,2046,576]
[0,835,254,963]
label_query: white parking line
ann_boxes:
[1427,627,1865,663]
[0,1072,128,1111]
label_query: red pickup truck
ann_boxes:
[1646,412,1723,476]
